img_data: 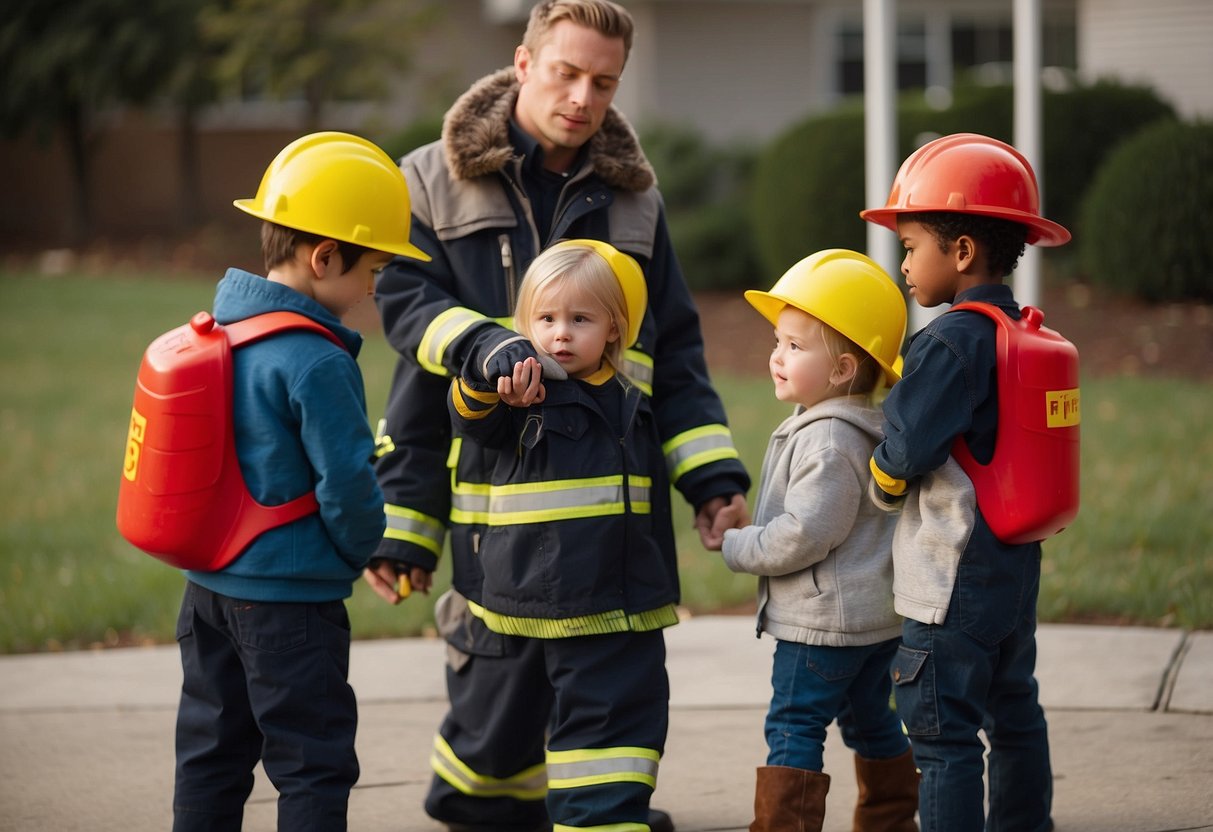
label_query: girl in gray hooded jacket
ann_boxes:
[720,250,919,832]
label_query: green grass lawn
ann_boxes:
[1,270,1210,652]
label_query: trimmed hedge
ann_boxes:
[749,80,1176,278]
[1078,120,1213,302]
[639,122,763,291]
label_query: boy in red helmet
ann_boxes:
[861,133,1073,832]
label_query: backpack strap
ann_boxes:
[221,311,348,352]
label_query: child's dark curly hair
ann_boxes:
[904,211,1029,278]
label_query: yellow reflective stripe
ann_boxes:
[553,824,648,832]
[418,307,488,376]
[622,349,653,396]
[546,746,660,791]
[487,476,652,526]
[430,733,547,800]
[662,424,740,483]
[450,478,490,525]
[468,601,679,639]
[452,378,499,420]
[383,504,445,555]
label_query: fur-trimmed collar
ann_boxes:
[441,67,655,192]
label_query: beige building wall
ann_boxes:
[1077,0,1213,118]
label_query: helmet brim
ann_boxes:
[859,206,1071,248]
[744,288,902,387]
[232,201,433,262]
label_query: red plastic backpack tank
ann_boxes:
[949,302,1081,544]
[117,311,344,570]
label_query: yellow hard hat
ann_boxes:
[549,238,648,348]
[745,249,907,386]
[234,131,431,261]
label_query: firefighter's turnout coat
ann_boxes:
[372,67,750,606]
[448,367,679,637]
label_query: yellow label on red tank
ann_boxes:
[1046,389,1080,427]
[123,408,148,481]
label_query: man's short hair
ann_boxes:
[261,222,373,274]
[523,0,634,63]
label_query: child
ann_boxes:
[445,238,689,831]
[720,249,916,832]
[172,132,430,832]
[860,133,1072,832]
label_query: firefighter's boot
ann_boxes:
[750,765,830,832]
[852,749,919,831]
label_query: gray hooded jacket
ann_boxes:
[722,397,902,646]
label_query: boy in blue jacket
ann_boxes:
[172,132,430,832]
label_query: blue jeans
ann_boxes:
[893,541,1052,832]
[765,637,908,771]
[173,582,359,832]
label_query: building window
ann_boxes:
[836,10,1076,97]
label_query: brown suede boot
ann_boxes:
[750,765,831,832]
[852,749,919,832]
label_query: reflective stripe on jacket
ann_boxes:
[371,67,749,597]
[447,370,679,636]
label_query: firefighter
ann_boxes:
[363,3,751,830]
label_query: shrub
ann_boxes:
[640,122,763,291]
[1078,119,1213,302]
[376,114,444,162]
[749,105,869,276]
[748,79,1175,277]
[1042,80,1175,233]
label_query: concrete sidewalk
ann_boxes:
[2,617,1211,831]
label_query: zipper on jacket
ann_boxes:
[499,235,517,313]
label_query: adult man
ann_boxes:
[366,3,750,829]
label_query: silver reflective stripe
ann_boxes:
[663,425,740,482]
[485,477,652,525]
[418,307,488,376]
[449,483,490,525]
[383,505,445,555]
[622,349,653,395]
[431,734,547,799]
[546,747,660,790]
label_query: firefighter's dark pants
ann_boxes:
[425,612,669,831]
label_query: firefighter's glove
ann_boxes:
[465,326,567,388]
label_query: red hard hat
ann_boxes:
[860,133,1071,247]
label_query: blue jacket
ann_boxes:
[371,67,750,603]
[448,368,678,637]
[185,269,386,602]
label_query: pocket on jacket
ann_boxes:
[795,566,821,600]
[540,408,589,442]
[890,644,940,736]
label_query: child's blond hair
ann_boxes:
[815,318,885,401]
[514,244,631,382]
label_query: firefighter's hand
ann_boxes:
[498,358,547,407]
[362,561,432,604]
[694,493,751,551]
